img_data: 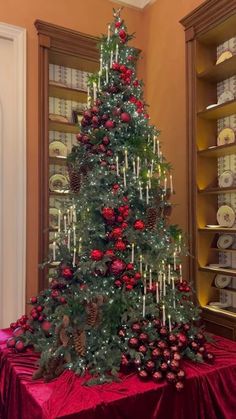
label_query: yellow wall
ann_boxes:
[0,0,206,301]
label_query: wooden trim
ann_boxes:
[180,0,236,36]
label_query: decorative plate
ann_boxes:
[206,103,218,110]
[49,174,69,192]
[218,90,234,104]
[218,170,234,188]
[49,141,67,158]
[217,128,235,146]
[49,113,69,123]
[214,274,231,289]
[217,234,234,249]
[216,205,235,228]
[216,50,233,65]
[49,208,59,229]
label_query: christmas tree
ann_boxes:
[8,9,214,390]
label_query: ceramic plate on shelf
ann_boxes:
[214,274,231,288]
[49,208,59,229]
[218,170,234,188]
[216,50,233,65]
[217,205,235,227]
[217,234,234,249]
[218,90,234,104]
[49,174,69,192]
[49,113,69,123]
[217,128,235,146]
[49,141,67,158]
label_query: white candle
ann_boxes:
[139,181,143,200]
[64,215,67,233]
[115,44,119,61]
[73,207,77,223]
[105,65,109,84]
[73,225,76,247]
[168,314,172,331]
[178,234,182,253]
[163,273,166,296]
[67,229,71,250]
[58,209,61,232]
[107,24,111,42]
[146,184,149,205]
[148,170,151,188]
[143,272,147,295]
[98,71,101,90]
[116,156,119,176]
[173,297,176,309]
[157,139,160,157]
[164,177,167,194]
[52,241,56,261]
[159,151,163,162]
[150,159,154,177]
[159,273,162,297]
[149,268,152,289]
[123,167,126,189]
[100,57,103,72]
[73,247,76,267]
[133,159,136,176]
[179,264,183,283]
[87,86,91,108]
[142,295,146,318]
[153,136,156,154]
[171,276,175,291]
[78,237,82,253]
[93,81,97,102]
[137,157,140,177]
[168,264,171,284]
[156,281,159,303]
[162,305,166,326]
[139,254,143,274]
[131,243,134,263]
[70,206,73,223]
[110,50,113,68]
[173,251,176,270]
[124,149,128,168]
[170,174,173,194]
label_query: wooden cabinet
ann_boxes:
[35,21,99,290]
[181,0,236,339]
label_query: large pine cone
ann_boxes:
[74,330,86,357]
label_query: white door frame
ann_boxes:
[0,22,26,327]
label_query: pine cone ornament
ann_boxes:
[74,330,86,357]
[86,302,98,327]
[68,167,82,193]
[146,208,158,229]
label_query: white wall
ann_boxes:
[0,23,26,328]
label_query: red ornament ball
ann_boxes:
[105,119,115,129]
[41,321,52,332]
[128,337,139,348]
[115,21,122,28]
[111,227,123,239]
[151,348,161,360]
[115,240,126,251]
[119,29,127,40]
[145,360,155,372]
[138,369,149,381]
[160,362,168,372]
[152,371,163,383]
[112,184,120,192]
[13,327,24,337]
[133,220,145,230]
[7,337,16,349]
[15,340,25,352]
[102,136,110,145]
[131,322,142,333]
[139,332,149,343]
[112,62,120,71]
[166,371,177,383]
[102,207,115,220]
[62,267,73,279]
[177,369,186,381]
[110,259,126,276]
[120,112,131,123]
[90,249,103,261]
[30,296,37,304]
[126,263,134,270]
[138,344,148,355]
[175,381,184,392]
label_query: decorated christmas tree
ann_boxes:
[8,9,214,391]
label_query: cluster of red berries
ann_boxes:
[112,62,133,86]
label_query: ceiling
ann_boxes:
[111,0,154,9]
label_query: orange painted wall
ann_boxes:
[0,0,142,303]
[140,0,205,233]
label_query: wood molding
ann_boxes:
[180,0,236,36]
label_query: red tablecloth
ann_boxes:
[1,329,236,419]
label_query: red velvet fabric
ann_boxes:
[1,329,236,419]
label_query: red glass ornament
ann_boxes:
[175,381,184,391]
[133,220,145,230]
[110,259,126,276]
[166,371,177,383]
[145,360,155,372]
[138,369,149,381]
[7,337,16,349]
[126,263,134,270]
[160,362,168,372]
[151,348,161,360]
[128,337,139,348]
[30,296,37,304]
[41,321,52,332]
[131,322,142,333]
[102,207,115,220]
[177,369,186,381]
[139,332,149,343]
[15,340,25,352]
[102,136,110,145]
[170,359,180,372]
[115,240,126,251]
[62,267,73,279]
[120,112,131,123]
[90,249,103,261]
[152,370,163,383]
[138,345,147,355]
[105,120,115,129]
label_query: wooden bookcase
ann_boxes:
[35,21,99,290]
[181,0,236,340]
